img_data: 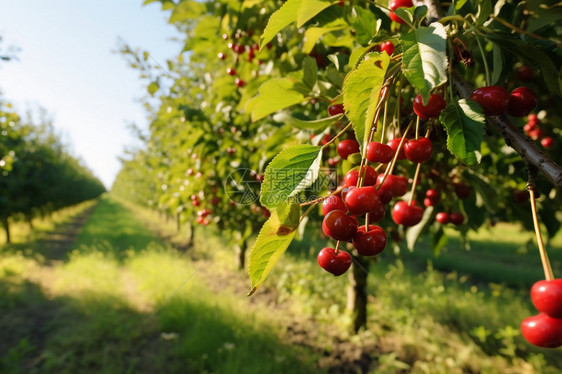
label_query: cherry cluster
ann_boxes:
[469,85,537,117]
[524,114,555,150]
[218,30,267,88]
[317,93,447,276]
[521,279,562,348]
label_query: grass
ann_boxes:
[0,195,322,374]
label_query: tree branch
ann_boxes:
[424,0,562,188]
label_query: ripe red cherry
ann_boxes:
[328,102,344,116]
[388,138,407,160]
[344,186,380,216]
[449,212,465,225]
[454,183,471,199]
[377,174,408,197]
[521,313,562,348]
[226,67,236,76]
[516,66,534,81]
[523,122,537,133]
[328,157,339,167]
[404,137,433,163]
[317,247,352,276]
[531,279,562,318]
[367,199,386,222]
[541,137,555,149]
[469,86,509,116]
[322,195,347,216]
[528,114,538,123]
[424,189,440,207]
[392,201,423,227]
[196,216,205,224]
[376,182,393,204]
[389,0,413,24]
[337,139,360,160]
[322,210,358,241]
[413,94,446,120]
[218,52,226,60]
[352,225,387,256]
[506,87,538,117]
[344,166,378,187]
[235,78,246,87]
[380,41,395,56]
[528,128,544,141]
[435,212,449,224]
[367,142,394,163]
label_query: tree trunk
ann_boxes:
[27,215,34,231]
[234,240,247,271]
[176,213,181,232]
[347,252,370,333]
[186,221,194,246]
[2,217,11,244]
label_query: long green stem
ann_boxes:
[474,33,490,86]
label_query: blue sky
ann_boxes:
[0,0,182,188]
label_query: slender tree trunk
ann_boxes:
[2,217,11,244]
[234,240,247,271]
[27,215,34,231]
[185,221,194,246]
[176,213,181,232]
[347,252,370,333]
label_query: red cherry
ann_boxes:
[235,78,246,87]
[327,157,339,167]
[367,199,386,222]
[192,200,200,207]
[454,183,471,199]
[413,94,446,120]
[392,201,424,227]
[541,137,555,149]
[344,166,378,187]
[186,168,194,176]
[388,138,407,160]
[523,122,537,133]
[222,33,229,40]
[322,195,347,216]
[190,194,198,200]
[377,174,408,197]
[262,207,270,218]
[531,279,562,318]
[353,225,387,256]
[367,142,394,163]
[317,247,352,276]
[344,186,380,216]
[449,212,465,225]
[425,189,440,202]
[376,182,393,204]
[389,0,413,24]
[435,212,449,224]
[469,86,509,116]
[528,114,538,123]
[380,41,395,56]
[521,313,562,348]
[507,87,538,117]
[226,67,236,76]
[528,128,544,141]
[218,52,226,60]
[337,139,360,160]
[196,216,205,224]
[516,66,534,81]
[404,137,433,163]
[322,210,358,241]
[328,102,344,116]
[211,197,220,205]
[322,133,333,146]
[233,44,245,54]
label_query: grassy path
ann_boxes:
[0,195,322,374]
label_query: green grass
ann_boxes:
[0,195,322,374]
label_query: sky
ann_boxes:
[0,0,182,188]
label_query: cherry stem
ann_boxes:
[299,204,316,225]
[473,32,490,86]
[528,187,555,281]
[365,213,369,231]
[335,240,341,254]
[381,100,388,144]
[415,115,420,140]
[377,121,413,190]
[300,186,344,206]
[321,122,353,150]
[408,162,422,206]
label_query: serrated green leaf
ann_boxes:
[439,99,485,165]
[248,202,300,295]
[326,65,344,87]
[260,0,302,49]
[343,52,390,154]
[401,22,448,103]
[303,26,346,54]
[349,6,378,45]
[349,44,373,69]
[273,112,342,130]
[245,78,306,122]
[296,0,333,27]
[406,206,433,251]
[302,56,318,90]
[491,43,502,85]
[260,145,322,208]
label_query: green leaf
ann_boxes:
[394,8,415,28]
[464,171,498,213]
[296,0,333,27]
[303,26,346,54]
[248,202,300,295]
[406,206,433,251]
[454,0,468,12]
[260,0,301,49]
[475,0,492,25]
[147,81,159,95]
[245,78,306,122]
[260,145,322,208]
[349,44,373,69]
[342,52,390,154]
[349,6,378,45]
[169,1,206,23]
[431,226,448,256]
[439,99,485,165]
[273,112,342,130]
[302,56,318,90]
[491,43,502,85]
[401,22,448,103]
